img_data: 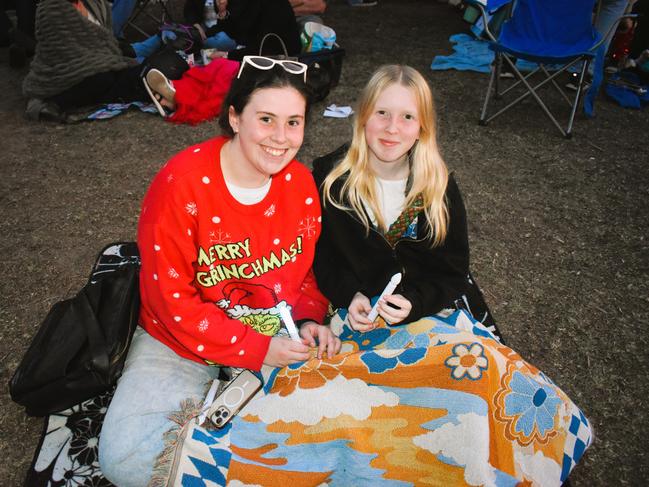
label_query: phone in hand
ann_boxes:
[207,370,263,428]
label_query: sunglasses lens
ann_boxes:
[249,56,275,68]
[282,61,306,73]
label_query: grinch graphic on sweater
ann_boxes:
[216,281,288,337]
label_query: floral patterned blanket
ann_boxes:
[26,309,592,486]
[169,309,592,486]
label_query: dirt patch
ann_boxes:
[1,0,648,484]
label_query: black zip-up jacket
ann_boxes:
[312,148,471,324]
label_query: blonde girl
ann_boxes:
[313,64,476,331]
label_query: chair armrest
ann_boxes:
[463,0,512,41]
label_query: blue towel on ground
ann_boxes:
[431,34,544,73]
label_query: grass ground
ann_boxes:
[1,0,648,485]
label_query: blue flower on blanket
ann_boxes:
[361,347,428,373]
[339,323,391,351]
[445,343,488,380]
[359,325,430,372]
[495,367,564,445]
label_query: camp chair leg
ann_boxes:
[565,60,590,138]
[494,53,503,99]
[499,67,538,98]
[541,65,573,106]
[485,66,568,136]
[480,60,498,125]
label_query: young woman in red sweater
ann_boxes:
[99,58,340,486]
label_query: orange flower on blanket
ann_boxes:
[272,352,349,397]
[444,342,488,380]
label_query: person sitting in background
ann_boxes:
[0,0,38,67]
[132,0,301,64]
[24,0,140,120]
[143,59,239,124]
[289,0,327,26]
[110,0,137,38]
[23,0,185,121]
[184,0,301,61]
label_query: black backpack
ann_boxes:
[9,242,141,416]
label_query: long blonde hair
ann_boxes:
[322,65,449,246]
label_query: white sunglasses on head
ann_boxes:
[236,56,308,82]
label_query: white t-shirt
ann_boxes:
[225,178,272,205]
[363,177,407,228]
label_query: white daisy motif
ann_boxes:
[202,176,210,184]
[209,229,231,244]
[317,216,322,222]
[238,350,245,356]
[285,173,292,181]
[212,216,221,224]
[193,148,201,153]
[185,202,198,216]
[174,316,182,322]
[187,228,192,236]
[298,216,317,239]
[168,267,180,279]
[198,318,209,333]
[273,238,280,245]
[167,174,174,183]
[197,344,205,352]
[445,343,489,380]
[274,283,282,294]
[305,197,313,205]
[230,336,237,344]
[154,244,160,251]
[172,292,180,298]
[153,274,158,281]
[264,204,276,217]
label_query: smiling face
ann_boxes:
[364,83,421,178]
[228,86,306,186]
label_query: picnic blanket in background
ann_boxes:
[59,101,159,124]
[26,309,592,486]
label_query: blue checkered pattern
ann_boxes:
[561,408,593,481]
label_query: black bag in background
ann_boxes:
[9,242,141,417]
[159,22,204,54]
[299,46,345,103]
[256,33,345,103]
[140,45,191,81]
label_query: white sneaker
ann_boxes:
[143,69,176,117]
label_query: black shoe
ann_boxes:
[26,98,67,123]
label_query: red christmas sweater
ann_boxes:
[137,136,328,370]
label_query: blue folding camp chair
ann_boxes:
[466,0,622,138]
